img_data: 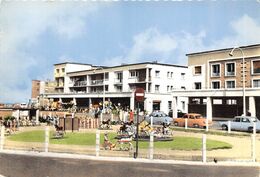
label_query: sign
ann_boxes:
[135,88,145,102]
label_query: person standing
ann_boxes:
[129,109,134,123]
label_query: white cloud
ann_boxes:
[104,28,206,66]
[211,14,260,48]
[0,1,102,103]
[104,14,260,67]
[127,28,178,61]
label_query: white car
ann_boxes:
[219,116,260,132]
[145,111,173,125]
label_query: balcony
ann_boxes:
[128,77,146,83]
[114,78,123,85]
[69,81,87,87]
[55,83,64,88]
[91,79,104,86]
[54,73,65,78]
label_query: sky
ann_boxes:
[0,1,260,103]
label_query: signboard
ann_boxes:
[135,88,145,102]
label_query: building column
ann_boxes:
[17,109,20,127]
[145,68,149,92]
[73,97,77,106]
[130,92,135,111]
[172,97,177,118]
[144,98,153,114]
[36,109,39,125]
[206,97,212,121]
[249,96,256,117]
[146,68,149,82]
[89,98,92,107]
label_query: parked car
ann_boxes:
[168,109,186,118]
[145,111,173,125]
[173,113,212,128]
[219,116,260,132]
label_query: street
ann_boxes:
[0,153,259,177]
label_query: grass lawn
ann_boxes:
[8,131,232,151]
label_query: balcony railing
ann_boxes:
[128,77,146,83]
[70,81,87,87]
[56,83,64,87]
[54,73,65,78]
[114,78,123,84]
[91,79,104,85]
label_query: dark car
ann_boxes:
[168,109,186,118]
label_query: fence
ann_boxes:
[0,124,259,163]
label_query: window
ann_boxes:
[233,118,241,122]
[252,60,260,74]
[212,81,220,89]
[105,72,109,80]
[116,86,122,92]
[211,64,220,77]
[62,68,65,73]
[213,99,222,105]
[226,63,235,76]
[226,99,237,105]
[181,73,185,80]
[194,66,202,75]
[167,72,170,78]
[171,72,173,78]
[168,101,172,110]
[155,70,160,77]
[116,72,123,83]
[167,85,170,92]
[226,80,235,88]
[56,69,59,73]
[253,79,260,88]
[155,85,160,92]
[171,86,173,91]
[191,98,200,104]
[105,85,108,92]
[181,101,185,110]
[194,82,201,89]
[242,118,250,123]
[130,70,138,78]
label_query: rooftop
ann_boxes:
[54,62,93,66]
[186,43,260,56]
[67,61,187,74]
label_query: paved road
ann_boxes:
[0,153,259,177]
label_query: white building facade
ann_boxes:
[44,62,188,114]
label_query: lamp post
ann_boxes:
[93,67,105,113]
[229,47,246,116]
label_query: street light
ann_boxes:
[229,47,246,116]
[93,67,105,113]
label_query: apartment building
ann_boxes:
[43,62,188,114]
[31,80,56,99]
[172,44,260,119]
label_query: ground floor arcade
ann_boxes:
[172,89,260,120]
[42,92,187,115]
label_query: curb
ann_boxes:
[0,149,259,167]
